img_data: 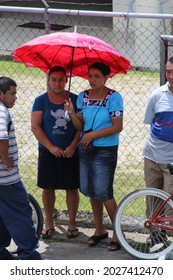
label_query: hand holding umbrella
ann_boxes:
[64,98,83,131]
[64,100,70,122]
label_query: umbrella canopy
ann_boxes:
[12,32,131,79]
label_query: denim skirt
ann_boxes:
[79,145,118,200]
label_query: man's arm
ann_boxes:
[144,92,156,124]
[0,139,13,169]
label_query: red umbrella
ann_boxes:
[12,31,131,80]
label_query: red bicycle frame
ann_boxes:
[145,194,173,230]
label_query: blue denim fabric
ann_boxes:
[79,145,118,200]
[0,181,41,260]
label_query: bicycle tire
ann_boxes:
[9,193,43,254]
[115,188,173,260]
[28,193,43,238]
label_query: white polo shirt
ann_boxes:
[0,102,20,185]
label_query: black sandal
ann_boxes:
[41,228,55,239]
[67,228,79,238]
[88,232,108,246]
[108,241,121,251]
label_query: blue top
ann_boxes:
[32,92,78,150]
[77,89,123,147]
[143,82,173,164]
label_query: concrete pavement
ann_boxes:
[38,225,135,260]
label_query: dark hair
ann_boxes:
[0,76,17,94]
[166,56,173,64]
[48,66,66,76]
[89,62,110,76]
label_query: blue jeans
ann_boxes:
[79,145,118,200]
[0,181,41,260]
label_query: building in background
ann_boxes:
[113,0,173,69]
[0,0,173,70]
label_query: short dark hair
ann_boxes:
[89,62,110,76]
[48,66,66,76]
[0,76,17,94]
[166,56,173,64]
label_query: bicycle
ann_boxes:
[8,193,43,255]
[114,164,173,260]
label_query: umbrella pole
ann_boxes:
[68,25,77,92]
[65,47,74,121]
[68,46,75,93]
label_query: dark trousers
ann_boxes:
[0,181,41,260]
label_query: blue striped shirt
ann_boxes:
[143,82,173,164]
[0,102,20,185]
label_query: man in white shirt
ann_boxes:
[0,76,42,260]
[143,57,173,245]
[143,56,173,194]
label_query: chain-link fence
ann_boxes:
[0,6,173,226]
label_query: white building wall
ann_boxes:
[112,0,173,70]
[134,0,161,69]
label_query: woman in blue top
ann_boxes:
[31,66,80,239]
[65,62,123,251]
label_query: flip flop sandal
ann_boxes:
[53,209,58,219]
[88,232,108,246]
[41,228,55,239]
[67,228,79,238]
[108,241,121,251]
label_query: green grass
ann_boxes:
[0,59,159,80]
[0,60,46,77]
[127,69,159,77]
[19,156,145,212]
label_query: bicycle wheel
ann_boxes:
[9,193,43,254]
[115,188,173,259]
[28,193,43,238]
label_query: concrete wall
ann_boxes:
[112,0,173,70]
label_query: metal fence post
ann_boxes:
[160,35,167,85]
[160,35,173,85]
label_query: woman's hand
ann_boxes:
[64,98,75,116]
[64,144,76,158]
[64,98,84,131]
[80,131,94,148]
[48,145,65,158]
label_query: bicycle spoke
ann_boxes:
[115,188,173,259]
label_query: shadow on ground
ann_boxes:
[38,224,135,260]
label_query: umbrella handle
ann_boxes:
[64,102,70,122]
